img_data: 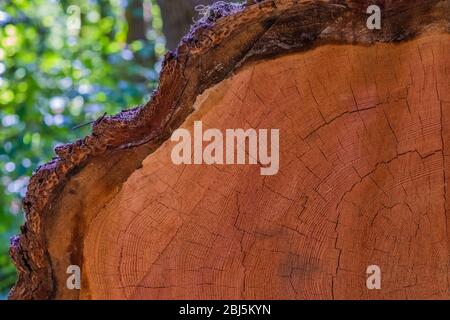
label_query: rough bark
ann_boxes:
[9,0,450,299]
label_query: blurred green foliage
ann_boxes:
[0,0,165,298]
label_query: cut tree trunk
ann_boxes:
[9,0,450,299]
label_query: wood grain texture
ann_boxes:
[80,35,450,299]
[9,0,450,299]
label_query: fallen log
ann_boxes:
[9,0,450,299]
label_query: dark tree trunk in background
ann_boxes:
[156,0,214,50]
[125,0,154,72]
[125,0,148,43]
